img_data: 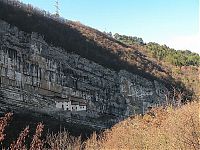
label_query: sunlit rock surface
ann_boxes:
[0,20,168,129]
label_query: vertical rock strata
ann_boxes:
[0,20,168,128]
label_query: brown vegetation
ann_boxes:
[84,101,200,150]
[10,126,29,150]
[0,113,12,142]
[0,0,195,102]
[0,1,199,149]
[0,101,199,150]
[171,66,200,98]
[0,114,43,150]
[29,123,44,150]
[46,130,82,150]
[0,0,173,86]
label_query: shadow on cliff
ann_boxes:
[1,111,98,148]
[0,1,173,85]
[0,1,195,98]
[0,1,195,144]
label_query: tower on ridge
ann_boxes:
[54,0,60,17]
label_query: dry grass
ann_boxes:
[45,130,82,150]
[0,113,12,143]
[10,126,29,150]
[0,118,44,150]
[30,122,44,150]
[84,101,200,150]
[0,101,199,150]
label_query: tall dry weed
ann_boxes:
[45,129,82,150]
[10,126,29,150]
[84,101,200,150]
[84,132,102,150]
[0,113,13,143]
[30,122,44,150]
[0,101,199,150]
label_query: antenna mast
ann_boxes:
[54,0,60,17]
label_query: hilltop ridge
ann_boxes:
[112,33,199,98]
[0,0,196,135]
[0,0,173,86]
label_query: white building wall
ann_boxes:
[63,101,71,110]
[56,101,71,111]
[79,106,86,111]
[56,101,86,111]
[56,102,63,109]
[71,104,79,111]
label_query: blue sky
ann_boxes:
[21,0,199,53]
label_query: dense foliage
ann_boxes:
[114,34,200,67]
[114,33,144,45]
[146,43,200,66]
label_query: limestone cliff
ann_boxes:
[0,19,168,128]
[0,0,169,129]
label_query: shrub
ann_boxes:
[10,126,29,150]
[84,101,200,150]
[0,101,199,149]
[0,113,13,143]
[45,130,82,150]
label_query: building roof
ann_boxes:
[55,95,87,105]
[54,97,69,102]
[69,95,86,103]
[79,102,86,106]
[71,101,79,105]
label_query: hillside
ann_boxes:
[1,100,199,149]
[0,0,174,86]
[0,1,199,149]
[112,33,200,98]
[85,101,200,150]
[0,0,185,135]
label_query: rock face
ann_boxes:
[0,19,168,129]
